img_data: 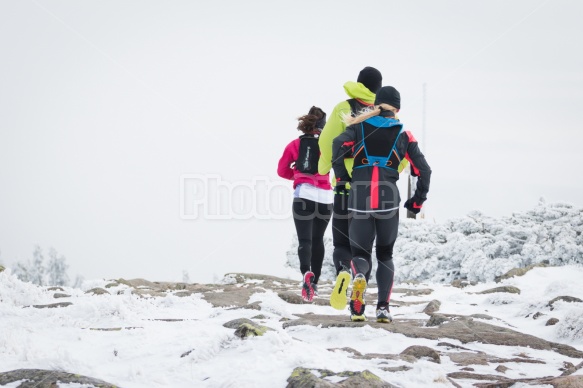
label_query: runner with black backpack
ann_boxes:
[317,67,409,311]
[332,86,432,322]
[277,106,332,302]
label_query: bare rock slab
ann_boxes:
[225,318,273,339]
[31,302,72,309]
[423,300,441,315]
[0,369,118,388]
[85,287,109,295]
[284,314,583,358]
[400,345,441,363]
[495,262,548,283]
[473,374,583,387]
[548,295,583,309]
[286,367,398,388]
[477,286,521,295]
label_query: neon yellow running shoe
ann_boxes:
[330,270,351,310]
[349,274,367,321]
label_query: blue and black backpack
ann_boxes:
[352,116,404,171]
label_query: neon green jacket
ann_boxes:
[318,81,408,183]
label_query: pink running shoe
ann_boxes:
[301,271,315,302]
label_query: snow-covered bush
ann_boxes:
[398,200,583,283]
[286,199,583,284]
[556,307,583,341]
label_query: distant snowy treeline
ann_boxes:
[286,199,583,284]
[3,245,83,288]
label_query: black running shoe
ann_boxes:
[376,306,392,323]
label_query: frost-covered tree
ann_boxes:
[72,274,84,289]
[182,270,191,284]
[29,246,46,285]
[13,246,72,286]
[13,246,45,285]
[47,247,69,286]
[13,262,30,282]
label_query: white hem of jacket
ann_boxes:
[294,183,334,204]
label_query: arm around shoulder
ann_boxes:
[318,101,350,175]
[331,125,357,184]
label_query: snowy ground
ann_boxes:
[1,201,582,387]
[1,263,583,388]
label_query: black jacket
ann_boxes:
[332,115,431,213]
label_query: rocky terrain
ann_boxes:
[2,264,583,387]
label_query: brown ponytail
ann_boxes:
[297,106,326,134]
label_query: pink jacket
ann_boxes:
[277,138,332,190]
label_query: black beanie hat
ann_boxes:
[357,66,382,93]
[374,86,401,109]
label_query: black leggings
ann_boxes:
[292,198,332,284]
[332,192,374,274]
[331,192,353,274]
[349,210,399,306]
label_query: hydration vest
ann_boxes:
[352,117,405,171]
[296,134,320,174]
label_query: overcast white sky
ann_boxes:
[1,0,582,283]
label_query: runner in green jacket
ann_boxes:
[320,67,408,312]
[318,67,381,283]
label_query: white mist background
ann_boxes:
[1,0,582,283]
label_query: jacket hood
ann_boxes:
[343,81,376,103]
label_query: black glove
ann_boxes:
[335,184,349,194]
[335,174,351,194]
[404,195,424,214]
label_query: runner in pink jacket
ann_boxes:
[277,106,333,302]
[277,140,332,190]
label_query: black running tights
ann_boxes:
[292,198,332,284]
[331,192,352,274]
[349,210,399,306]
